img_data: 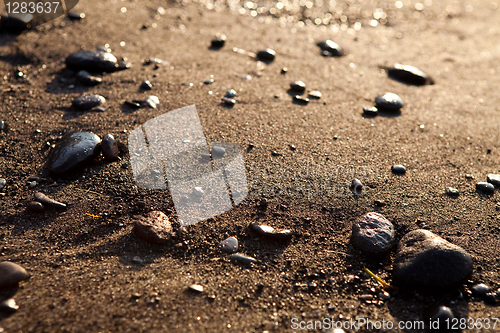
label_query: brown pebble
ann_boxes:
[101,134,119,161]
[0,262,29,288]
[133,211,174,245]
[27,201,45,213]
[34,192,66,208]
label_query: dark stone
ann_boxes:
[487,174,500,187]
[143,96,159,109]
[363,106,378,116]
[426,305,454,331]
[211,33,226,48]
[393,229,473,290]
[72,94,105,110]
[0,178,5,190]
[133,211,174,245]
[351,212,394,257]
[0,120,4,130]
[219,237,238,253]
[317,40,343,57]
[375,93,404,111]
[281,68,288,74]
[27,201,45,213]
[445,187,459,196]
[308,91,322,99]
[76,70,102,86]
[140,80,152,90]
[101,134,119,162]
[351,179,363,195]
[0,298,19,313]
[374,199,386,207]
[204,76,214,84]
[256,49,276,62]
[472,283,490,296]
[66,50,120,73]
[230,253,257,265]
[117,60,132,70]
[34,192,66,208]
[0,14,32,33]
[67,12,86,20]
[124,101,141,109]
[188,284,204,293]
[225,89,237,98]
[250,222,292,240]
[222,97,235,107]
[211,146,225,158]
[47,131,101,177]
[201,153,211,160]
[293,95,309,104]
[476,182,495,193]
[388,64,433,86]
[0,262,29,288]
[290,81,306,93]
[391,164,406,174]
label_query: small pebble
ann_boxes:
[0,120,4,130]
[476,182,495,194]
[487,174,500,187]
[211,33,226,48]
[230,253,257,265]
[465,174,474,180]
[76,70,102,86]
[351,179,363,195]
[67,12,85,20]
[144,96,159,109]
[317,40,343,57]
[0,178,5,190]
[101,134,119,162]
[250,222,292,240]
[445,187,459,196]
[133,211,174,245]
[219,237,238,253]
[222,97,235,107]
[0,262,29,288]
[140,80,153,90]
[472,283,490,296]
[125,101,141,109]
[281,68,288,74]
[34,192,66,208]
[256,49,276,62]
[66,50,120,72]
[131,256,144,265]
[0,298,19,313]
[225,89,237,98]
[388,64,433,86]
[391,164,406,174]
[27,201,45,213]
[427,306,454,330]
[204,76,214,84]
[351,212,394,257]
[308,91,322,99]
[375,93,404,111]
[293,95,309,105]
[363,106,378,116]
[211,146,226,158]
[290,81,306,93]
[188,284,204,293]
[374,199,386,207]
[201,153,211,160]
[72,94,105,111]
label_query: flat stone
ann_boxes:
[445,187,459,196]
[0,178,5,190]
[101,134,119,162]
[250,222,292,240]
[76,70,102,86]
[487,174,500,187]
[375,93,404,111]
[393,229,473,290]
[230,253,257,265]
[476,182,495,193]
[211,146,226,158]
[388,64,433,86]
[0,262,29,288]
[140,80,153,90]
[256,49,276,62]
[290,81,306,93]
[72,94,105,110]
[47,131,101,177]
[133,211,174,245]
[351,212,394,257]
[363,106,378,116]
[219,237,238,253]
[317,40,343,57]
[308,91,322,99]
[293,95,309,104]
[391,164,406,174]
[188,284,204,293]
[34,192,66,208]
[27,201,45,213]
[144,96,159,109]
[66,50,119,72]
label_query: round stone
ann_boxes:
[225,89,237,98]
[393,229,473,290]
[230,253,258,265]
[317,40,343,57]
[363,106,378,116]
[308,91,322,99]
[101,134,119,162]
[66,50,119,72]
[290,81,306,93]
[0,262,29,288]
[72,94,105,111]
[76,70,102,86]
[351,212,394,257]
[472,283,490,296]
[256,49,276,62]
[250,222,292,240]
[219,237,238,253]
[445,187,459,196]
[388,64,433,86]
[391,164,406,174]
[133,211,174,245]
[476,182,495,193]
[487,174,500,187]
[27,201,45,213]
[211,146,226,158]
[34,192,66,208]
[375,93,404,111]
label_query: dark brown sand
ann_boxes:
[0,0,499,331]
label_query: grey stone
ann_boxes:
[391,164,406,174]
[230,253,258,265]
[76,70,102,86]
[225,89,237,98]
[133,211,174,245]
[66,50,119,72]
[308,91,322,99]
[363,106,378,116]
[0,120,4,130]
[219,237,238,253]
[427,306,454,330]
[222,97,235,107]
[0,262,29,288]
[188,284,204,293]
[250,222,292,240]
[101,134,119,162]
[375,93,404,111]
[34,192,66,208]
[27,201,45,213]
[351,212,394,257]
[351,179,363,195]
[0,298,18,313]
[487,174,500,187]
[140,80,152,90]
[144,96,159,109]
[72,94,105,110]
[211,146,226,158]
[211,33,226,48]
[472,283,490,296]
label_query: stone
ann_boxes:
[308,91,322,99]
[133,211,174,245]
[0,14,32,33]
[188,284,204,293]
[47,132,101,177]
[391,164,406,174]
[427,306,454,330]
[290,81,306,93]
[0,262,29,288]
[0,298,18,313]
[124,101,141,109]
[317,40,343,57]
[393,229,473,290]
[72,94,105,110]
[67,12,85,20]
[351,179,363,195]
[222,97,235,107]
[0,178,5,190]
[487,174,500,187]
[375,93,404,111]
[250,222,292,240]
[76,70,102,86]
[140,80,152,90]
[101,134,119,162]
[211,33,226,48]
[388,64,433,86]
[351,212,394,257]
[230,253,257,265]
[204,76,214,84]
[34,192,66,208]
[144,96,159,109]
[27,201,45,213]
[476,182,495,193]
[66,50,120,72]
[201,153,211,160]
[445,187,459,196]
[256,49,276,62]
[472,283,490,296]
[0,120,4,130]
[363,106,378,116]
[225,89,237,98]
[293,95,309,104]
[219,237,238,253]
[211,146,225,158]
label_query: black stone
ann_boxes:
[351,212,394,257]
[34,192,66,208]
[472,283,490,296]
[222,97,235,107]
[67,12,85,20]
[393,229,473,290]
[0,262,29,288]
[230,253,257,265]
[388,64,433,86]
[76,70,102,86]
[445,187,459,196]
[0,299,19,313]
[487,174,500,187]
[250,222,292,240]
[317,40,343,57]
[27,201,45,213]
[293,95,309,104]
[47,131,101,177]
[211,33,226,48]
[391,164,406,174]
[101,134,119,162]
[476,182,495,193]
[140,80,153,90]
[256,49,276,62]
[72,94,105,110]
[124,101,141,109]
[363,106,378,116]
[225,89,237,98]
[375,93,404,111]
[426,305,454,331]
[351,179,363,195]
[0,14,32,33]
[66,50,120,73]
[219,236,238,253]
[290,81,306,93]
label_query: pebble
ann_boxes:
[124,101,141,109]
[0,298,18,314]
[133,211,174,245]
[317,40,343,57]
[293,95,309,104]
[281,68,288,74]
[222,97,235,107]
[0,120,4,130]
[201,153,211,160]
[76,70,102,86]
[225,89,237,98]
[34,192,67,208]
[0,178,5,190]
[445,187,459,197]
[476,182,495,194]
[27,201,45,213]
[308,91,322,99]
[188,284,204,293]
[66,50,120,73]
[250,222,292,240]
[67,12,85,20]
[375,93,404,111]
[472,283,490,296]
[131,256,144,265]
[427,306,454,330]
[393,229,473,290]
[487,174,500,187]
[230,253,258,265]
[101,134,119,162]
[256,49,276,62]
[0,14,32,33]
[465,174,474,180]
[290,81,306,93]
[72,94,105,111]
[204,76,214,84]
[0,262,29,288]
[391,164,406,174]
[47,132,101,177]
[211,33,226,48]
[363,106,378,116]
[219,237,238,253]
[351,179,363,195]
[140,80,153,90]
[387,64,433,86]
[374,199,386,207]
[211,146,226,158]
[351,212,394,257]
[144,96,159,109]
